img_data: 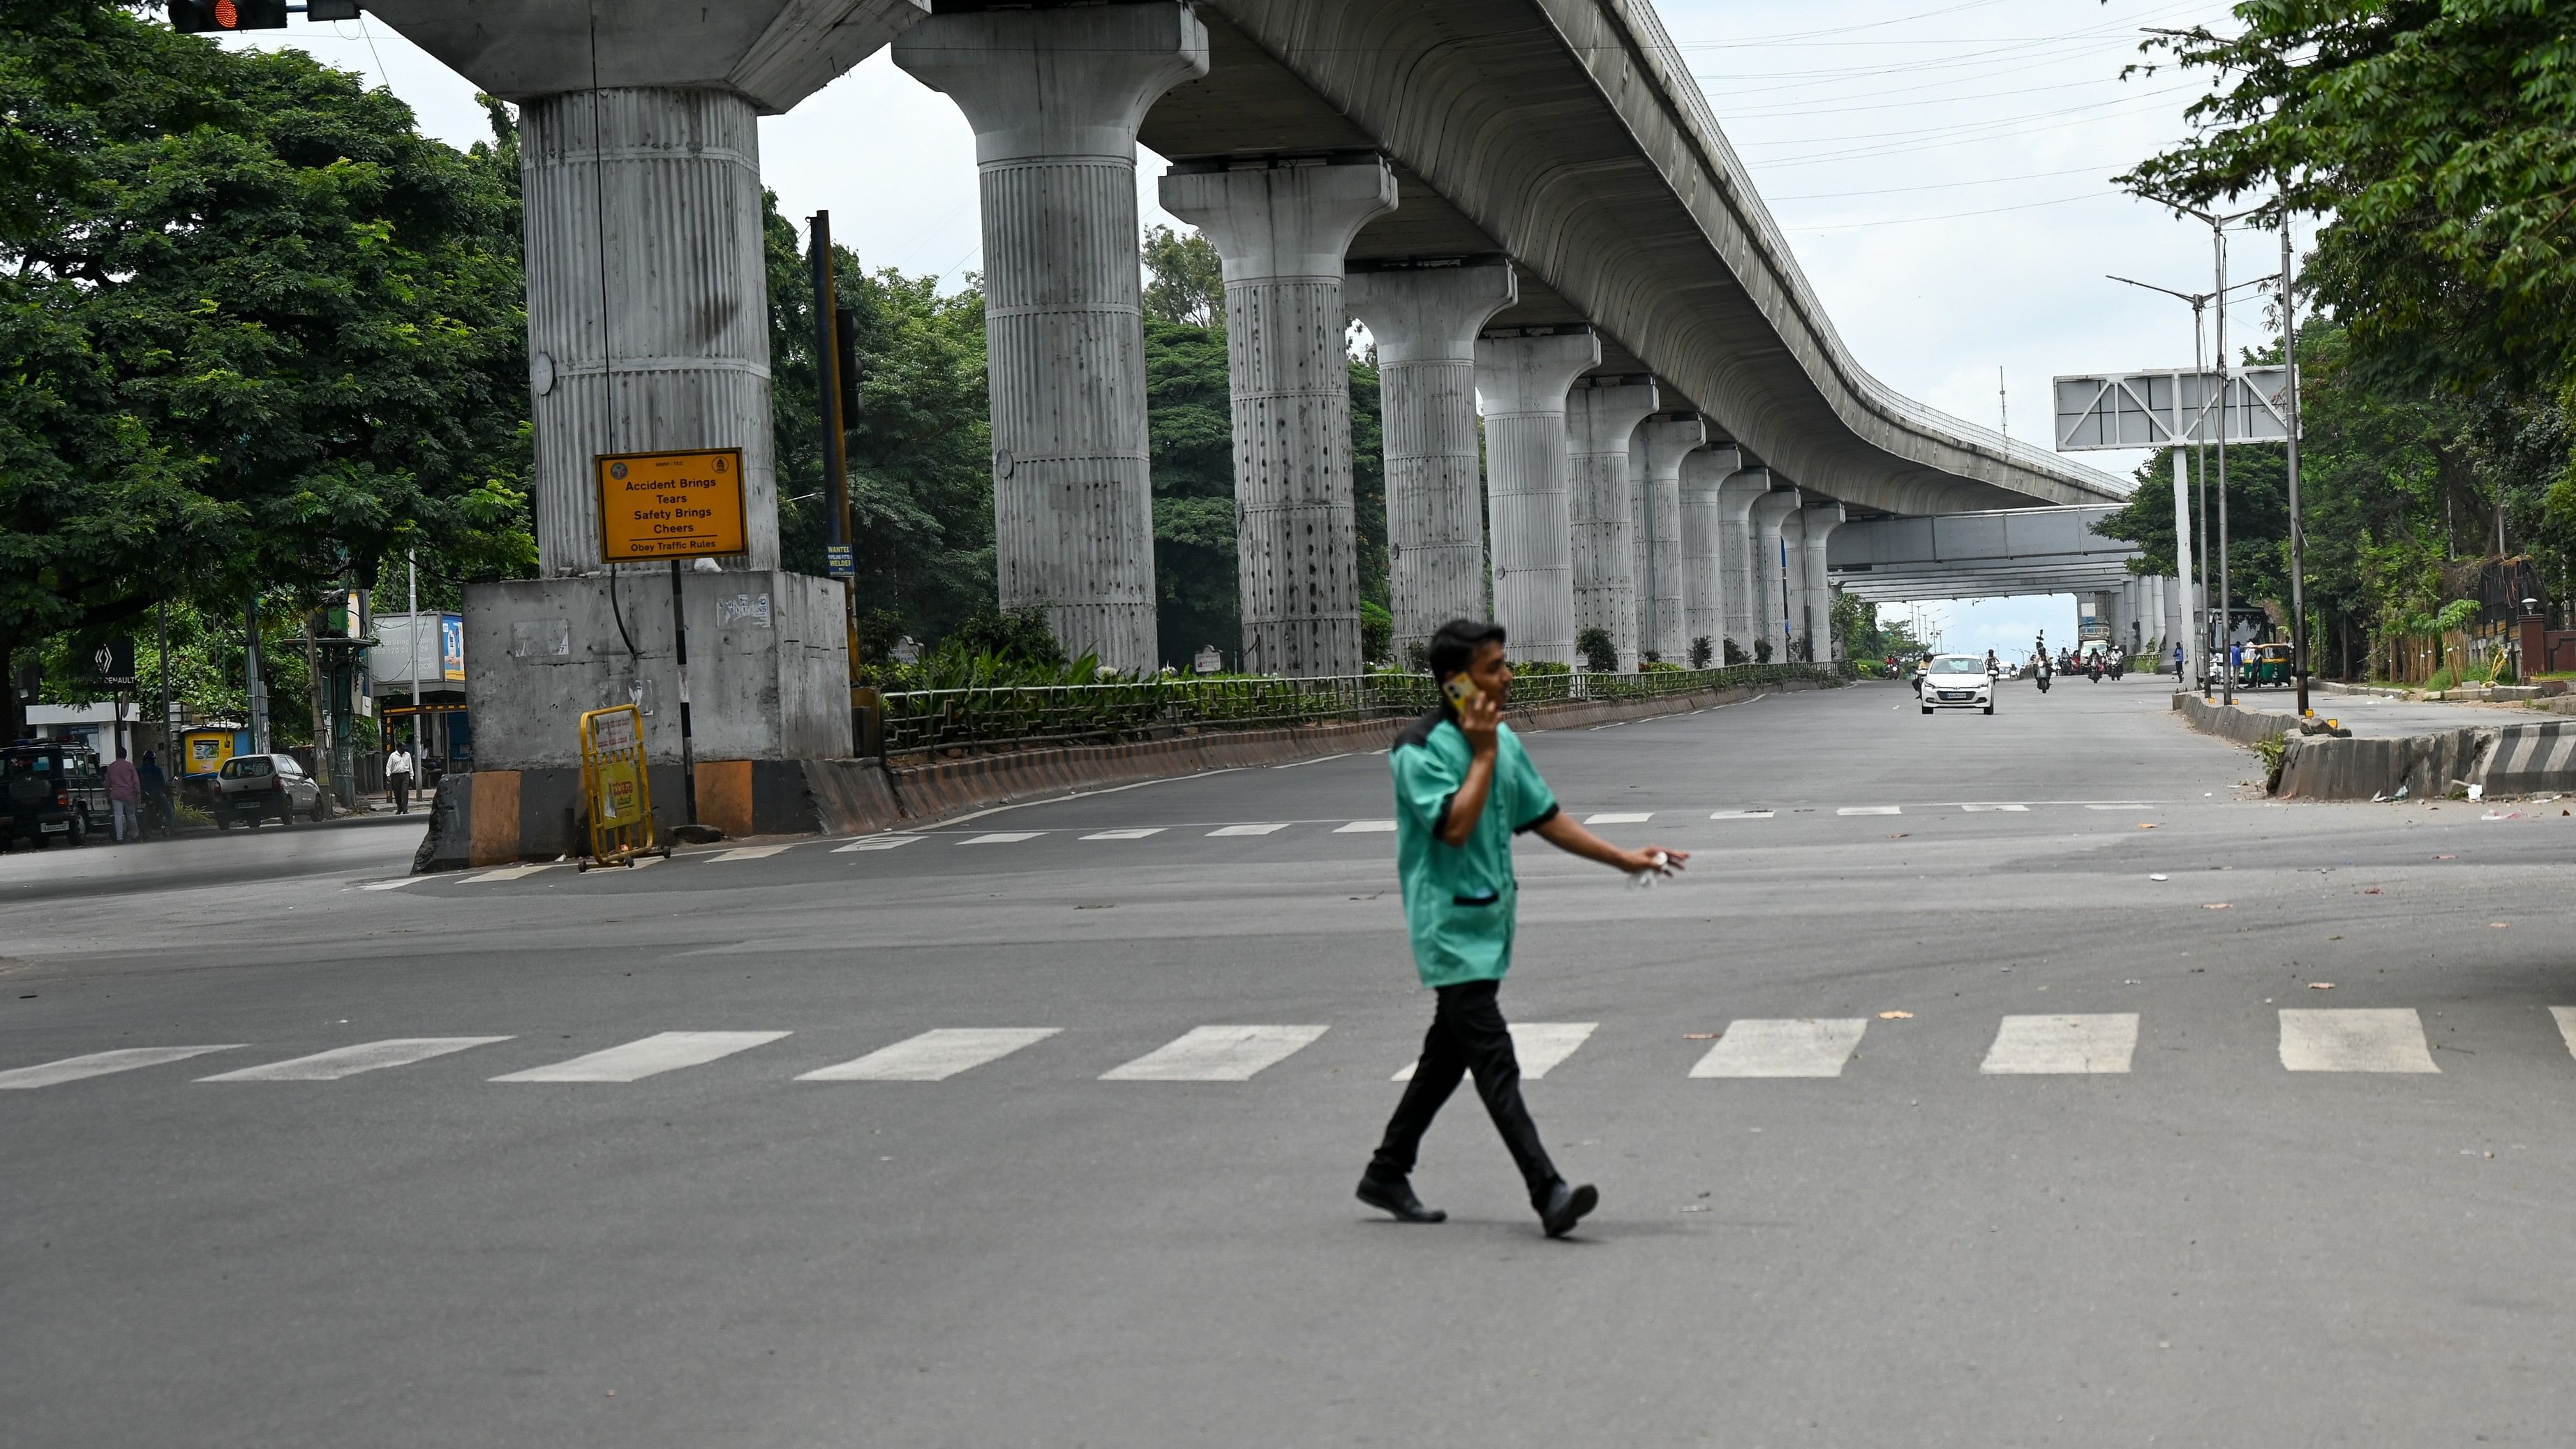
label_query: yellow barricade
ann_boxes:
[577,703,667,870]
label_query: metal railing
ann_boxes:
[876,661,1854,754]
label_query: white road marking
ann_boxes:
[491,1031,791,1083]
[1708,810,1775,819]
[1271,753,1350,770]
[1584,812,1655,825]
[960,832,1045,845]
[359,877,429,891]
[833,835,922,852]
[708,845,792,862]
[1206,823,1289,837]
[1961,803,2030,812]
[2278,1009,2439,1073]
[1689,1019,1868,1078]
[1080,828,1165,840]
[798,1028,1062,1082]
[1392,1022,1596,1081]
[199,1037,512,1082]
[2550,1006,2576,1058]
[0,1046,242,1090]
[1101,1025,1328,1080]
[1980,1015,2138,1074]
[2084,803,2152,811]
[1334,819,1397,833]
[1837,806,1901,817]
[467,863,560,882]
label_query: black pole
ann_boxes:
[810,211,849,553]
[157,601,169,757]
[671,558,697,826]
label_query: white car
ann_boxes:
[1919,655,1997,715]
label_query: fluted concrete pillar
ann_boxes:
[1748,489,1802,657]
[1474,328,1600,664]
[1801,502,1843,662]
[1162,155,1396,677]
[897,6,1206,672]
[1715,467,1771,658]
[1780,510,1808,659]
[522,88,779,575]
[1680,444,1743,663]
[1636,413,1704,662]
[1627,425,1651,653]
[1564,378,1659,669]
[2164,574,2188,673]
[1345,262,1517,662]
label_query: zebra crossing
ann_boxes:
[1,1006,2561,1092]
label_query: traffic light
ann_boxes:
[169,0,289,34]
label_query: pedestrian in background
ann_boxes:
[1357,619,1688,1239]
[137,750,168,835]
[103,745,140,842]
[386,738,416,815]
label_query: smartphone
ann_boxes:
[1443,676,1480,712]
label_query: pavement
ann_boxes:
[8,676,2576,1447]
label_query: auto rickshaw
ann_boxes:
[2240,642,2294,688]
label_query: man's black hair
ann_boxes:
[1427,619,1506,681]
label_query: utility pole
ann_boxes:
[810,212,855,655]
[2154,200,2265,706]
[1998,366,2008,444]
[2279,207,2310,715]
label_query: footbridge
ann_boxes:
[1830,506,2183,653]
[359,0,2138,778]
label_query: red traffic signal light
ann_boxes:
[170,0,289,33]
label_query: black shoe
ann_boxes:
[1356,1175,1446,1224]
[1538,1181,1598,1239]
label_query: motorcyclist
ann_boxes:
[136,749,170,838]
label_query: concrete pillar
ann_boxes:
[1627,424,1651,654]
[1564,378,1660,669]
[1747,488,1803,658]
[1162,156,1397,677]
[1714,467,1771,659]
[2164,574,2188,675]
[1344,261,1517,663]
[1680,445,1743,664]
[1801,502,1843,662]
[521,87,780,576]
[897,6,1207,673]
[1474,328,1601,664]
[2170,449,2201,686]
[1636,413,1705,662]
[1780,510,1808,659]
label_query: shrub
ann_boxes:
[1576,627,1618,673]
[1689,635,1713,669]
[1753,638,1773,664]
[1360,601,1393,665]
[1724,639,1747,666]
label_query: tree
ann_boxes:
[1142,225,1223,327]
[1,1,531,739]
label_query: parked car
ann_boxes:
[213,753,327,828]
[1919,654,1997,716]
[1,741,109,849]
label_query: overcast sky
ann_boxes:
[237,0,2288,659]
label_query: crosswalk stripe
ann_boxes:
[360,877,429,891]
[1708,810,1775,819]
[1584,812,1654,825]
[199,1037,513,1082]
[798,1028,1061,1081]
[2279,1009,2439,1073]
[708,845,792,862]
[1101,1025,1327,1081]
[1690,1019,1867,1078]
[1837,806,1900,817]
[1392,1023,1596,1081]
[1334,819,1397,833]
[0,1045,242,1090]
[490,1031,791,1083]
[960,832,1044,845]
[833,835,921,852]
[1981,1015,2137,1073]
[1207,823,1288,836]
[467,863,558,882]
[1081,828,1164,840]
[2549,1006,2576,1058]
[1961,803,2030,812]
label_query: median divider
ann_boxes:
[2172,692,2576,801]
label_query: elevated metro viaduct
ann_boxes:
[359,0,2138,792]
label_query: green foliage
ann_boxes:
[1,1,532,736]
[1576,627,1617,672]
[942,605,1065,669]
[858,607,1098,691]
[1360,600,1392,664]
[2254,731,2288,777]
[1142,225,1223,328]
[1510,660,1572,677]
[1145,315,1238,667]
[1688,635,1714,669]
[1753,638,1773,664]
[1723,638,1747,666]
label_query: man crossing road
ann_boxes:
[1357,619,1689,1238]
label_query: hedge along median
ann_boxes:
[415,670,1845,870]
[2171,693,2576,801]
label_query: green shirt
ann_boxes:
[1389,708,1560,988]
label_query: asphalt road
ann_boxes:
[8,676,2576,1448]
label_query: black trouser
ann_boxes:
[1369,979,1561,1205]
[389,775,412,814]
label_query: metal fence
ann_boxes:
[876,661,1854,754]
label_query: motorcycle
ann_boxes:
[2087,658,2105,683]
[2035,664,2051,694]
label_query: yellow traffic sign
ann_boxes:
[595,447,747,560]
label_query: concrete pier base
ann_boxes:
[1565,378,1660,669]
[1748,488,1803,657]
[1636,414,1705,662]
[1475,328,1600,664]
[1681,445,1742,662]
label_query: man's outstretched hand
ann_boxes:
[1620,846,1688,876]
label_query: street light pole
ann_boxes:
[2152,200,2265,706]
[2279,212,2310,715]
